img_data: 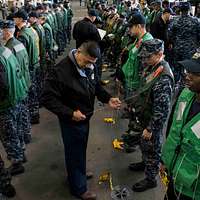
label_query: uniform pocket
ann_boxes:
[173,154,199,189]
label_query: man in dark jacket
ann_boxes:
[41,41,121,200]
[150,8,173,60]
[73,9,101,48]
[150,8,172,45]
[73,9,103,80]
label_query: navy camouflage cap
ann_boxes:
[138,39,164,58]
[3,20,15,29]
[151,0,162,5]
[179,2,191,11]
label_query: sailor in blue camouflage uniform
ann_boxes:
[2,20,31,146]
[0,154,16,198]
[0,34,28,176]
[128,39,174,192]
[13,10,40,125]
[169,2,200,86]
[54,4,65,55]
[64,1,73,43]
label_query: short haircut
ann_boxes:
[79,41,100,58]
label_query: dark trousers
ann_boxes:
[59,119,89,196]
[164,181,192,200]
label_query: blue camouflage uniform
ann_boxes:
[16,25,40,124]
[169,4,200,84]
[4,21,31,145]
[131,39,174,191]
[140,70,174,181]
[0,103,25,162]
[0,45,28,164]
[66,5,73,43]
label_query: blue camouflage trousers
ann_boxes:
[56,31,65,53]
[20,98,31,142]
[28,70,39,121]
[140,132,163,181]
[35,67,43,101]
[0,103,25,163]
[0,154,12,193]
[67,24,72,42]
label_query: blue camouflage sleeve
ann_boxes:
[147,75,173,134]
[168,17,178,44]
[196,19,200,45]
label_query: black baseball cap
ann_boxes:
[88,9,98,17]
[179,53,200,73]
[13,10,28,20]
[29,11,39,18]
[128,13,146,27]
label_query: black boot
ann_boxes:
[2,184,16,198]
[8,163,25,176]
[132,178,157,192]
[124,144,137,153]
[24,134,32,144]
[22,153,28,163]
[31,117,40,125]
[0,162,16,198]
[129,161,145,171]
[121,132,141,146]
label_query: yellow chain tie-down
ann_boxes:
[104,117,116,124]
[159,170,170,200]
[159,171,169,190]
[98,171,134,200]
[103,118,124,151]
[112,139,124,150]
[98,171,114,191]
